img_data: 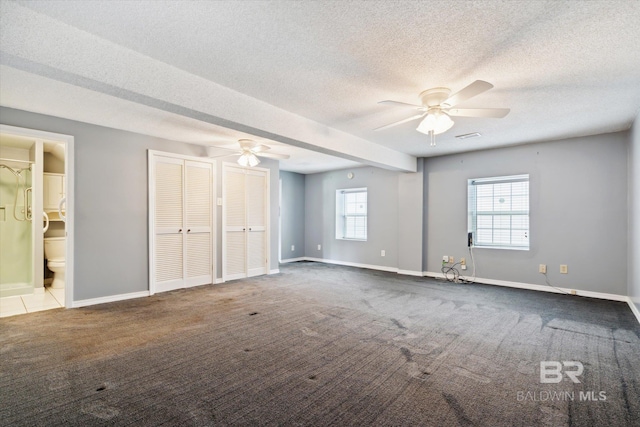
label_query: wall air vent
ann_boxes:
[455,132,482,140]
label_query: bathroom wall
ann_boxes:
[0,145,32,292]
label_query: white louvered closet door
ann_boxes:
[154,156,185,292]
[151,153,214,294]
[185,161,213,287]
[224,166,247,280]
[246,170,267,277]
[223,165,269,281]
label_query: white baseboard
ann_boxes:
[627,298,640,325]
[304,257,400,273]
[73,290,150,308]
[397,269,423,277]
[280,257,307,263]
[423,271,627,302]
[215,278,224,284]
[269,269,280,275]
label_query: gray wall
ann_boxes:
[304,167,400,269]
[629,112,640,313]
[397,158,424,273]
[1,107,280,301]
[424,132,629,295]
[280,171,306,260]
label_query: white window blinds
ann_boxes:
[468,175,529,250]
[336,188,367,240]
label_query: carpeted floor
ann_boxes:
[1,261,638,426]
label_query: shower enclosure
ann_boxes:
[0,160,33,297]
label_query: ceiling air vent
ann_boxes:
[455,132,482,140]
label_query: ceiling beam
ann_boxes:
[0,3,416,172]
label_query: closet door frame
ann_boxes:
[222,162,270,282]
[148,150,216,295]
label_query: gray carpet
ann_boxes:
[1,261,639,426]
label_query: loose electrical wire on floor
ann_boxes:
[542,272,572,295]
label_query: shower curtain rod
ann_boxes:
[0,157,33,164]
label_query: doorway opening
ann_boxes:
[0,124,74,317]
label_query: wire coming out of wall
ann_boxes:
[441,247,476,284]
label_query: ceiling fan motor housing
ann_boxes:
[419,87,451,107]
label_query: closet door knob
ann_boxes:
[187,229,191,233]
[178,229,182,232]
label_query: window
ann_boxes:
[336,188,367,240]
[468,175,529,250]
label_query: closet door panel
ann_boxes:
[186,233,211,284]
[155,159,183,232]
[156,234,183,281]
[247,230,266,277]
[246,172,266,227]
[153,157,185,292]
[246,170,267,276]
[224,167,247,280]
[185,161,213,286]
[225,231,246,280]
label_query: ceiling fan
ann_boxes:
[206,139,290,167]
[375,80,510,146]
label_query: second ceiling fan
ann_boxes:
[207,139,290,167]
[376,80,510,146]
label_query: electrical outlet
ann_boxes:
[317,244,322,251]
[381,250,386,257]
[291,245,295,251]
[570,289,577,295]
[461,265,467,270]
[560,264,568,274]
[443,255,449,263]
[449,256,454,264]
[460,258,466,266]
[539,264,547,274]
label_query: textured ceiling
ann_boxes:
[1,0,639,173]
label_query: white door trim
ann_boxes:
[0,124,74,308]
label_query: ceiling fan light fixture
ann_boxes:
[237,153,249,167]
[416,111,454,135]
[248,153,260,167]
[238,151,260,167]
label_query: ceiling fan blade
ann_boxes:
[374,113,425,131]
[258,152,290,160]
[206,146,239,157]
[446,108,510,118]
[251,144,271,153]
[444,80,494,107]
[378,100,424,109]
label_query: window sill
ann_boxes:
[473,245,529,251]
[337,238,367,242]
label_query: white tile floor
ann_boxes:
[0,287,64,318]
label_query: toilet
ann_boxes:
[44,237,65,289]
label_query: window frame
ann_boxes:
[467,174,530,251]
[335,187,368,241]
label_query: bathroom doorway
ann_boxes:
[0,124,74,317]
